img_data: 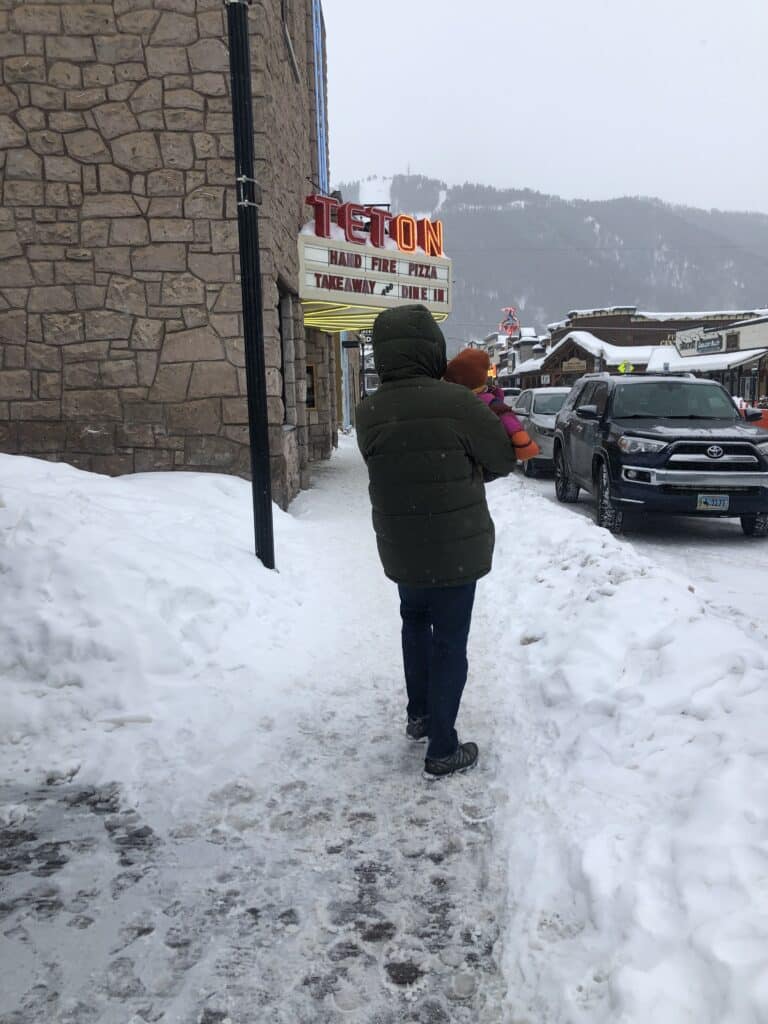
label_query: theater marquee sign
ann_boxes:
[298,195,452,332]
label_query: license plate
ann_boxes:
[697,494,729,512]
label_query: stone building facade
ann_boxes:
[0,0,336,507]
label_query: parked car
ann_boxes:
[512,387,572,476]
[501,386,521,402]
[737,401,768,430]
[553,373,768,536]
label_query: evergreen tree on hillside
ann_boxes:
[390,174,446,215]
[332,174,768,338]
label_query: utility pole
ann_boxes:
[225,0,275,569]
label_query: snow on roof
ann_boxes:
[566,306,637,318]
[520,327,537,338]
[548,331,655,366]
[511,356,546,376]
[641,309,768,322]
[512,333,548,347]
[561,306,768,324]
[646,347,768,374]
[733,315,768,329]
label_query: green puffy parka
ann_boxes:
[356,304,517,588]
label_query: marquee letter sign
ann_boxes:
[298,194,452,332]
[304,195,445,258]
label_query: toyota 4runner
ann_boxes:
[553,373,768,535]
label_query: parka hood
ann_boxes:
[371,304,447,382]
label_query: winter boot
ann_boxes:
[406,715,429,742]
[424,742,479,779]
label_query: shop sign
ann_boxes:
[562,357,587,373]
[676,327,722,354]
[299,197,452,331]
[300,239,450,307]
[305,195,444,256]
[498,306,521,338]
[696,336,723,353]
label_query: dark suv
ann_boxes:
[553,373,768,535]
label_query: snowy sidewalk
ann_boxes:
[1,442,509,1024]
[2,438,768,1023]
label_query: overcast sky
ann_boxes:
[322,0,768,214]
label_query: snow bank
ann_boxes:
[485,477,768,1023]
[0,448,397,806]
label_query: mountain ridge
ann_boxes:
[335,175,768,351]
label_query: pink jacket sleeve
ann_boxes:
[478,391,522,439]
[498,409,523,437]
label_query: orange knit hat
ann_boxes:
[444,348,491,390]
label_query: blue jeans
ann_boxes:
[398,582,477,759]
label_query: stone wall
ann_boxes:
[0,0,334,507]
[305,326,335,461]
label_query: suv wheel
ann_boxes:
[740,513,768,537]
[596,462,624,534]
[522,458,537,478]
[554,448,579,503]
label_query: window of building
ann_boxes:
[726,333,739,352]
[281,0,301,83]
[306,364,316,409]
[277,288,297,426]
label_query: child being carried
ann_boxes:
[444,349,540,461]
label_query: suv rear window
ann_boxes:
[612,381,738,419]
[533,392,568,414]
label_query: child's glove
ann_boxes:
[512,429,540,461]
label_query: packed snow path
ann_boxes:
[1,445,509,1024]
[2,440,768,1023]
[1,739,505,1023]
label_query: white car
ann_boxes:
[512,387,572,476]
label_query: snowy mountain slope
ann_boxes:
[336,175,768,343]
[1,443,767,1022]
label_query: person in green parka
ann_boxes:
[356,304,518,778]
